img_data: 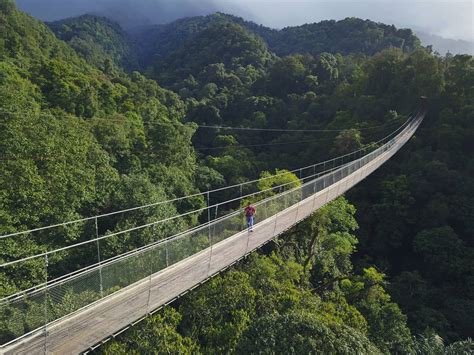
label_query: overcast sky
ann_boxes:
[17,0,473,41]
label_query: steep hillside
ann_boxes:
[48,14,137,71]
[129,13,241,69]
[131,13,421,69]
[0,0,85,68]
[0,0,203,301]
[148,21,275,86]
[50,13,422,73]
[267,17,421,56]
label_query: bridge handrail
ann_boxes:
[1,112,422,298]
[0,115,411,240]
[0,111,424,349]
[0,112,421,273]
[0,115,416,267]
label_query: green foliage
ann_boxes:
[111,198,405,353]
[131,14,421,69]
[0,0,15,14]
[332,128,362,155]
[0,110,117,237]
[281,197,358,277]
[150,22,274,87]
[347,268,415,353]
[237,310,380,354]
[48,15,137,71]
[244,254,311,317]
[265,17,421,57]
[1,3,473,353]
[414,333,474,354]
[166,249,385,354]
[0,3,201,301]
[102,308,199,354]
[350,53,473,342]
[413,226,468,277]
[179,271,256,353]
[255,169,300,200]
[267,55,309,97]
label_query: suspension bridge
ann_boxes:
[0,109,424,354]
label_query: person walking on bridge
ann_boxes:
[244,203,256,232]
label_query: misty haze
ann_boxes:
[17,0,474,53]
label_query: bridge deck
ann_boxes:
[3,122,416,354]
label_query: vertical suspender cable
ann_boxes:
[95,218,103,298]
[43,254,49,354]
[146,225,155,315]
[207,192,212,277]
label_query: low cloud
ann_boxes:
[16,0,221,27]
[16,0,473,41]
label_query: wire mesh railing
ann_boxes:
[0,112,423,348]
[0,114,412,241]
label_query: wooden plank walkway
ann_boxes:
[2,122,418,355]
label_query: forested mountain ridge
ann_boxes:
[47,14,138,71]
[49,12,421,73]
[147,22,276,87]
[1,0,474,353]
[133,13,421,67]
[265,17,421,56]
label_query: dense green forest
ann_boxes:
[47,14,137,71]
[1,0,473,352]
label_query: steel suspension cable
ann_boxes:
[0,114,414,240]
[1,162,347,301]
[0,161,350,267]
[0,108,405,132]
[0,113,422,298]
[195,117,405,132]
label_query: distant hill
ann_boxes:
[147,21,275,86]
[415,30,474,55]
[48,13,422,72]
[128,13,272,70]
[48,14,138,70]
[261,17,421,56]
[130,13,421,71]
